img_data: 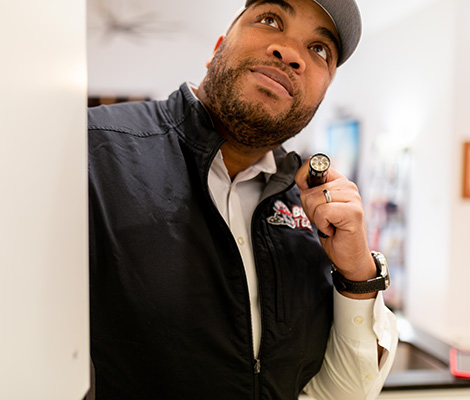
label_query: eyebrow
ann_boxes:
[252,0,296,16]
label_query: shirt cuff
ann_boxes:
[333,288,395,354]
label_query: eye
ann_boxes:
[310,44,328,61]
[258,13,282,30]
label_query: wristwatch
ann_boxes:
[331,251,390,294]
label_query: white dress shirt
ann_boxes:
[208,149,398,400]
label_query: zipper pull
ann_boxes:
[254,358,261,374]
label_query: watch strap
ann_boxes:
[331,252,390,294]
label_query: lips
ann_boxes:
[250,66,294,97]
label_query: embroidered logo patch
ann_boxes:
[267,200,312,231]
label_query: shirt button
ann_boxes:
[353,316,364,325]
[237,237,245,246]
[365,374,374,381]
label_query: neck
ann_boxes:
[220,141,271,180]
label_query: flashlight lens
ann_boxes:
[310,154,330,172]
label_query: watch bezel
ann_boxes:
[372,251,390,290]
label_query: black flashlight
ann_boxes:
[307,153,330,188]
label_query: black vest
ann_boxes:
[88,84,333,400]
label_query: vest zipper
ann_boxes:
[254,358,261,374]
[254,358,261,398]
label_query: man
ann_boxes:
[87,0,398,399]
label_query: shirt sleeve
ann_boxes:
[302,289,398,400]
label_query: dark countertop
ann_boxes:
[383,317,470,391]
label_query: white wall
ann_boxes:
[448,0,470,347]
[0,1,89,399]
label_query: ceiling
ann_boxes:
[87,0,438,39]
[86,0,438,98]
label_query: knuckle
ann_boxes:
[349,181,359,192]
[352,205,364,221]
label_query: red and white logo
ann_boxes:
[267,200,312,231]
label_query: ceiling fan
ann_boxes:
[87,0,182,42]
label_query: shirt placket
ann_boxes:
[228,182,262,358]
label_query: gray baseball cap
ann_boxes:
[244,0,362,66]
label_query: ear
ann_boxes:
[205,35,225,68]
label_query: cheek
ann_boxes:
[227,28,278,63]
[303,81,329,107]
[304,68,333,100]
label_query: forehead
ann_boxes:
[250,0,336,28]
[251,0,297,14]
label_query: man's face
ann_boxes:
[201,0,340,149]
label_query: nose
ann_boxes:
[267,43,306,74]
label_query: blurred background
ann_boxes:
[87,0,470,350]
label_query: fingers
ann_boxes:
[295,159,311,191]
[299,175,360,212]
[298,166,362,239]
[309,201,364,237]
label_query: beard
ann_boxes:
[201,41,321,149]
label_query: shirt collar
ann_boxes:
[251,151,277,182]
[212,149,277,185]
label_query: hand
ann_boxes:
[295,159,377,294]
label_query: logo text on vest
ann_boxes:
[267,200,312,231]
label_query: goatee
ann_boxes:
[201,42,320,149]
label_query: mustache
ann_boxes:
[233,58,300,95]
